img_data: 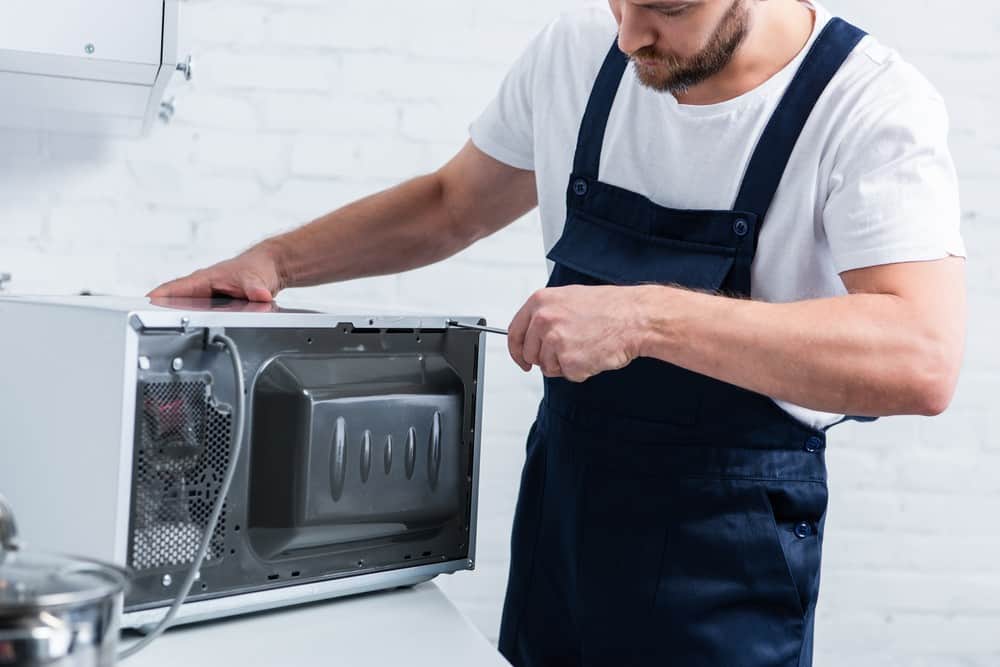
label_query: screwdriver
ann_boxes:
[447,320,509,336]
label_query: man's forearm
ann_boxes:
[260,172,474,289]
[634,285,963,417]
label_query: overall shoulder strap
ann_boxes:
[733,17,867,227]
[572,40,629,180]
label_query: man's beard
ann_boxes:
[630,0,751,94]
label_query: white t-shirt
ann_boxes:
[469,1,966,430]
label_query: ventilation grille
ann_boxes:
[129,378,232,572]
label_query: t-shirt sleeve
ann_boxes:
[823,81,966,274]
[468,23,554,171]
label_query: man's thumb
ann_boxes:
[243,275,274,303]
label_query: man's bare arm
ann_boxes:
[634,257,966,416]
[507,257,966,417]
[149,141,537,300]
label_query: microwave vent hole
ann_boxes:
[129,378,233,572]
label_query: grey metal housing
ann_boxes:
[0,296,487,630]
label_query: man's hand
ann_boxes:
[147,141,537,302]
[507,285,648,382]
[147,245,283,302]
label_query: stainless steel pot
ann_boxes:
[0,495,129,666]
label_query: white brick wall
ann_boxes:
[1,1,997,664]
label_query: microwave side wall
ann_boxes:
[0,299,138,564]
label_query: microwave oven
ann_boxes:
[0,296,486,631]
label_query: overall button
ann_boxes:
[804,436,824,453]
[733,218,749,237]
[794,522,812,539]
[573,178,589,196]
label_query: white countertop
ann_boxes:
[123,582,509,667]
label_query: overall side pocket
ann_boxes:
[761,483,828,617]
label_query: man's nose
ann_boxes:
[617,4,658,56]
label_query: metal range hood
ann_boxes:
[0,0,185,137]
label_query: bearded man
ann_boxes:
[151,1,967,664]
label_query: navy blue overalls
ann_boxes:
[498,18,867,667]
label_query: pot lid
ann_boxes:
[0,551,129,611]
[0,495,128,611]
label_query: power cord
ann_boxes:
[119,332,246,660]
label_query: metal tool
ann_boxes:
[447,320,508,336]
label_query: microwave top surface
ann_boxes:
[0,295,487,330]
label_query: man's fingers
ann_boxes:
[147,276,208,298]
[146,285,169,298]
[507,302,533,371]
[147,276,192,297]
[521,311,544,370]
[208,280,250,299]
[169,276,216,298]
[560,354,590,383]
[539,343,562,378]
[149,272,258,301]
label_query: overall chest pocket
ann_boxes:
[542,208,742,427]
[546,209,738,291]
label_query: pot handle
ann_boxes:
[0,493,20,563]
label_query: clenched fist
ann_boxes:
[507,285,651,382]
